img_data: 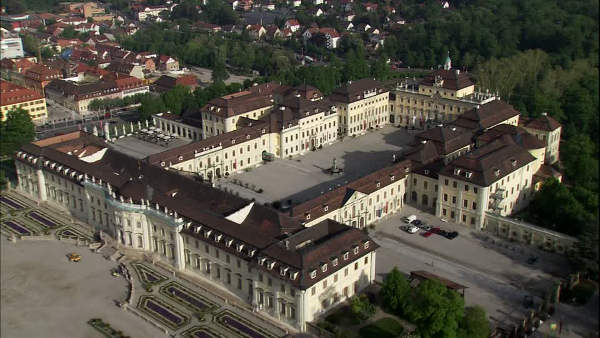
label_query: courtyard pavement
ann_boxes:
[216,126,414,205]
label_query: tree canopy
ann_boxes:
[0,108,35,157]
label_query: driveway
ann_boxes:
[370,204,594,335]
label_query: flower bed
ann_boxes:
[215,310,275,338]
[56,226,94,242]
[160,281,218,313]
[88,318,131,338]
[3,221,32,235]
[28,211,59,228]
[181,326,224,338]
[131,263,169,286]
[0,196,25,209]
[137,295,190,330]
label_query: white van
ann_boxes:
[404,215,417,223]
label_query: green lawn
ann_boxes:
[359,317,404,338]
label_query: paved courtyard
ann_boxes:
[216,126,414,205]
[370,205,598,338]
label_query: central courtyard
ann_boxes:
[216,126,415,205]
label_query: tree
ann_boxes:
[211,58,229,83]
[458,306,490,338]
[379,267,411,313]
[404,280,465,337]
[349,294,375,321]
[0,108,35,157]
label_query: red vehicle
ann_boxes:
[423,227,440,238]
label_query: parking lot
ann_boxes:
[216,126,414,205]
[370,205,599,337]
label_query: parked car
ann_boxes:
[404,215,417,223]
[421,224,432,231]
[407,225,419,234]
[445,231,459,239]
[411,219,423,226]
[423,227,439,238]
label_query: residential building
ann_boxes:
[1,28,24,59]
[156,55,179,72]
[284,19,300,32]
[328,78,389,136]
[246,24,266,40]
[24,64,63,94]
[14,131,377,332]
[152,74,198,93]
[105,61,144,79]
[0,80,47,123]
[44,75,148,113]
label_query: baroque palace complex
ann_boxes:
[14,62,563,331]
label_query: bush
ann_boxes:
[350,294,375,321]
[359,317,404,338]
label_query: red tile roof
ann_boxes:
[0,80,44,106]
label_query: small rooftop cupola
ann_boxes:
[443,51,451,70]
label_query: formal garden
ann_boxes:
[315,268,490,338]
[130,262,282,337]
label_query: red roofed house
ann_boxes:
[156,55,179,72]
[0,80,47,123]
[284,19,300,32]
[246,24,266,40]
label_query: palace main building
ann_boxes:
[14,132,376,331]
[14,70,563,331]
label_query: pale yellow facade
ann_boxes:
[336,91,389,136]
[280,109,339,158]
[521,125,561,165]
[202,106,273,139]
[1,97,47,123]
[304,175,408,229]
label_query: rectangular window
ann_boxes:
[452,196,456,204]
[474,187,478,194]
[462,214,466,223]
[464,185,469,191]
[473,202,477,210]
[443,208,447,216]
[463,199,467,207]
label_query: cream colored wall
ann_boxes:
[1,97,47,122]
[337,92,389,136]
[155,116,202,141]
[528,147,546,173]
[304,177,407,228]
[391,90,474,127]
[280,111,339,158]
[202,106,273,139]
[171,133,272,178]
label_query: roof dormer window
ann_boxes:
[343,252,349,260]
[511,159,517,167]
[321,264,327,272]
[306,213,311,220]
[465,172,472,178]
[494,169,500,177]
[454,168,461,175]
[353,246,359,255]
[363,241,370,249]
[310,270,316,279]
[324,205,328,212]
[332,258,338,266]
[376,181,381,188]
[390,175,395,181]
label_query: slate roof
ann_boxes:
[16,131,376,290]
[419,69,474,91]
[477,124,545,150]
[413,126,473,156]
[519,114,561,132]
[201,91,274,118]
[450,100,520,131]
[291,159,412,221]
[438,139,536,187]
[328,78,387,103]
